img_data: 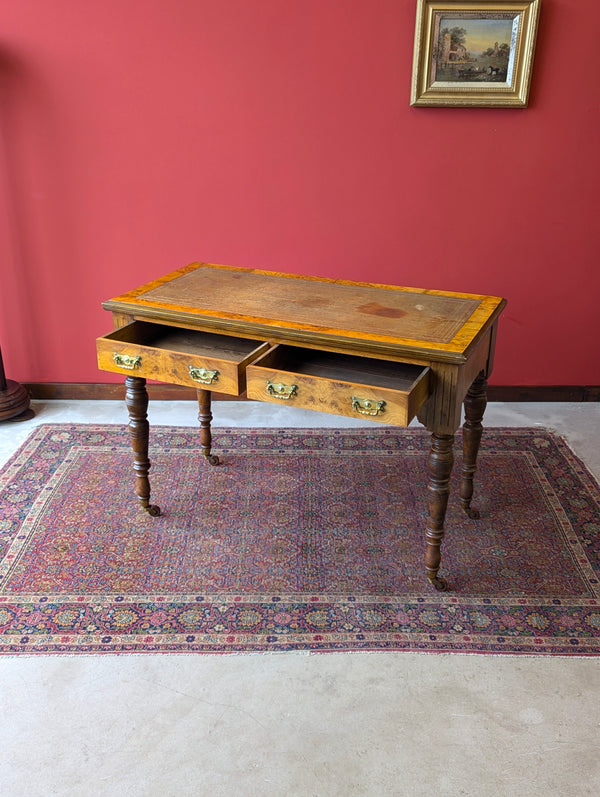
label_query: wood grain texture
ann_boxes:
[246,345,430,426]
[97,322,268,395]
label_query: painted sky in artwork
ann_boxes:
[439,17,515,53]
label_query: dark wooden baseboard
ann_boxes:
[487,385,600,402]
[23,382,600,402]
[25,383,206,401]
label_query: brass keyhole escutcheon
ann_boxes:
[266,380,298,399]
[113,353,142,370]
[351,396,386,416]
[189,366,219,385]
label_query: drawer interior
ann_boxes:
[104,321,263,360]
[254,345,429,391]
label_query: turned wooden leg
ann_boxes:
[197,389,220,466]
[125,376,161,516]
[460,371,487,519]
[425,433,455,591]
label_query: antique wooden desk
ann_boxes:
[97,262,506,590]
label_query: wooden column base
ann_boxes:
[0,379,34,422]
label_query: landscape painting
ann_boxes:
[410,0,541,108]
[432,15,518,83]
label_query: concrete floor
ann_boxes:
[0,400,599,797]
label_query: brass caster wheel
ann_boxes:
[205,454,220,466]
[143,504,161,517]
[428,576,449,592]
[461,504,480,519]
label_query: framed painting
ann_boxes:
[410,0,541,107]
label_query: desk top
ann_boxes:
[103,262,506,363]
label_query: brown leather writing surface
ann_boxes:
[104,262,506,360]
[142,267,479,344]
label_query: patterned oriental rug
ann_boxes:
[1,424,599,656]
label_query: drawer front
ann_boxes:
[97,322,269,395]
[246,346,430,426]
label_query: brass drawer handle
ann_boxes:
[351,396,386,416]
[189,366,219,385]
[266,380,298,399]
[113,353,142,370]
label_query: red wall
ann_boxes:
[1,0,599,386]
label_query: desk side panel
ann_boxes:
[417,329,494,435]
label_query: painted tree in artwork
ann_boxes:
[442,26,468,48]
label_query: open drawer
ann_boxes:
[97,321,269,395]
[246,345,430,425]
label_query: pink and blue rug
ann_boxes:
[0,424,599,655]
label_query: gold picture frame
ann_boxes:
[410,0,541,107]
